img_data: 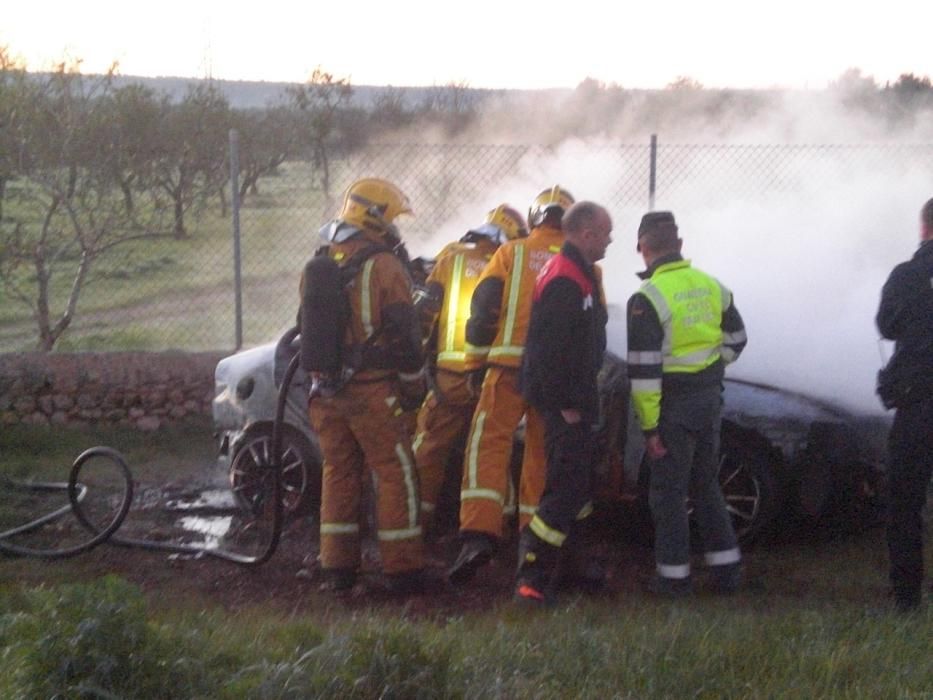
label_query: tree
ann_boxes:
[370,85,413,132]
[0,62,177,350]
[151,82,231,238]
[231,104,299,203]
[418,80,478,134]
[287,67,353,203]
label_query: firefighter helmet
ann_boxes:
[338,178,413,234]
[528,185,574,228]
[485,204,528,241]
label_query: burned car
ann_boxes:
[212,328,889,543]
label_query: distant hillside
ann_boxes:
[108,74,530,110]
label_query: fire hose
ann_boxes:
[0,353,300,566]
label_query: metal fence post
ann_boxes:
[229,129,243,351]
[649,133,657,210]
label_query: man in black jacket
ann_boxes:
[513,201,612,605]
[876,196,933,612]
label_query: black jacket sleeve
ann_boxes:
[465,277,504,347]
[523,277,587,412]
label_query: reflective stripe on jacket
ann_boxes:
[465,224,564,369]
[424,239,497,372]
[627,256,747,431]
[328,232,424,380]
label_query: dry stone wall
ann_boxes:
[0,353,224,431]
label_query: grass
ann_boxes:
[0,580,929,699]
[2,423,931,698]
[0,161,336,352]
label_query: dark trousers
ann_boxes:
[516,410,597,589]
[886,398,933,603]
[648,384,738,577]
[534,410,597,538]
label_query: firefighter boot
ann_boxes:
[553,523,607,595]
[513,528,559,607]
[447,531,496,586]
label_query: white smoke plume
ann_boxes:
[404,85,932,416]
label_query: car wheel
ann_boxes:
[713,421,781,543]
[229,426,321,519]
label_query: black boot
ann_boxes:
[513,528,560,607]
[553,523,607,594]
[447,531,496,585]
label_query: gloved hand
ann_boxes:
[398,371,427,412]
[466,367,487,397]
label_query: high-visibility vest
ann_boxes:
[637,259,728,374]
[484,225,564,368]
[430,240,496,372]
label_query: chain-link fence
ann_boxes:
[1,138,931,354]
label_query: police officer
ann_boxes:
[448,186,575,584]
[412,205,528,535]
[875,196,933,612]
[514,201,611,605]
[305,178,426,594]
[626,211,747,596]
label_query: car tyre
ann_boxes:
[229,426,321,520]
[712,420,781,543]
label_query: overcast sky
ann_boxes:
[3,0,932,89]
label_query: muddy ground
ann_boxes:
[6,467,891,618]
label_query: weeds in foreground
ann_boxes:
[1,577,929,699]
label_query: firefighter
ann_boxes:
[513,201,612,605]
[304,178,427,595]
[448,185,575,585]
[875,196,933,612]
[413,205,529,536]
[626,211,747,597]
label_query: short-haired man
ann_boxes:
[875,196,933,612]
[513,201,612,604]
[626,211,747,596]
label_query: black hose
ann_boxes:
[1,352,299,566]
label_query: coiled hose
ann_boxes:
[0,352,300,566]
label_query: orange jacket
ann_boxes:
[422,237,499,373]
[465,224,565,369]
[303,231,423,381]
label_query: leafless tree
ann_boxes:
[0,61,176,350]
[287,67,353,204]
[151,82,231,238]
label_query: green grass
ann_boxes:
[2,423,932,698]
[0,579,929,699]
[0,161,336,352]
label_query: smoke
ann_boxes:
[403,86,932,416]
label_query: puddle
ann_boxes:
[164,489,236,512]
[176,515,234,550]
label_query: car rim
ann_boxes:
[230,435,309,515]
[718,453,762,537]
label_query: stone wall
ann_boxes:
[0,352,225,431]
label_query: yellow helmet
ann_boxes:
[338,178,413,234]
[485,204,528,241]
[528,185,574,228]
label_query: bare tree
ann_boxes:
[287,67,353,202]
[231,104,299,203]
[0,61,176,350]
[151,82,231,238]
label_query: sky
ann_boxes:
[3,0,932,89]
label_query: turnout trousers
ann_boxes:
[413,369,477,519]
[459,366,546,539]
[648,384,740,579]
[309,379,424,575]
[886,397,933,606]
[517,410,600,591]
